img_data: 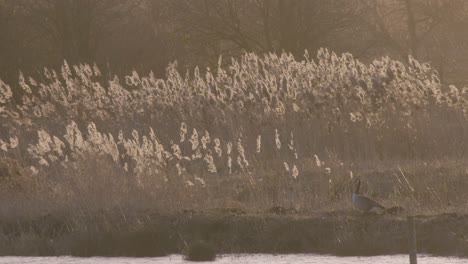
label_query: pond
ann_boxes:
[0,254,465,264]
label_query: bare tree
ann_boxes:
[10,0,140,63]
[361,0,468,82]
[167,0,362,57]
[363,0,465,57]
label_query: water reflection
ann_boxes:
[0,254,465,264]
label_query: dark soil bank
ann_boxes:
[0,210,467,257]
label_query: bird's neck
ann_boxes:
[354,182,360,194]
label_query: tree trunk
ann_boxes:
[261,1,273,51]
[54,0,95,63]
[404,0,418,57]
[278,0,295,52]
[55,0,77,62]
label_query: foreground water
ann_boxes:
[0,254,465,264]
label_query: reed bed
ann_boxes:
[1,49,468,217]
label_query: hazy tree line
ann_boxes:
[1,0,468,84]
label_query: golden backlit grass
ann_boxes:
[0,49,468,217]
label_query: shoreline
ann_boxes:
[0,210,467,258]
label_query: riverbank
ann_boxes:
[0,209,467,258]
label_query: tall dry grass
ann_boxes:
[1,49,468,216]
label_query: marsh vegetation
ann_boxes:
[2,0,468,258]
[0,49,468,256]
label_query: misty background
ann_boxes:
[1,0,468,85]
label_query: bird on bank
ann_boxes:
[352,178,385,213]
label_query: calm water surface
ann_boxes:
[0,254,465,264]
